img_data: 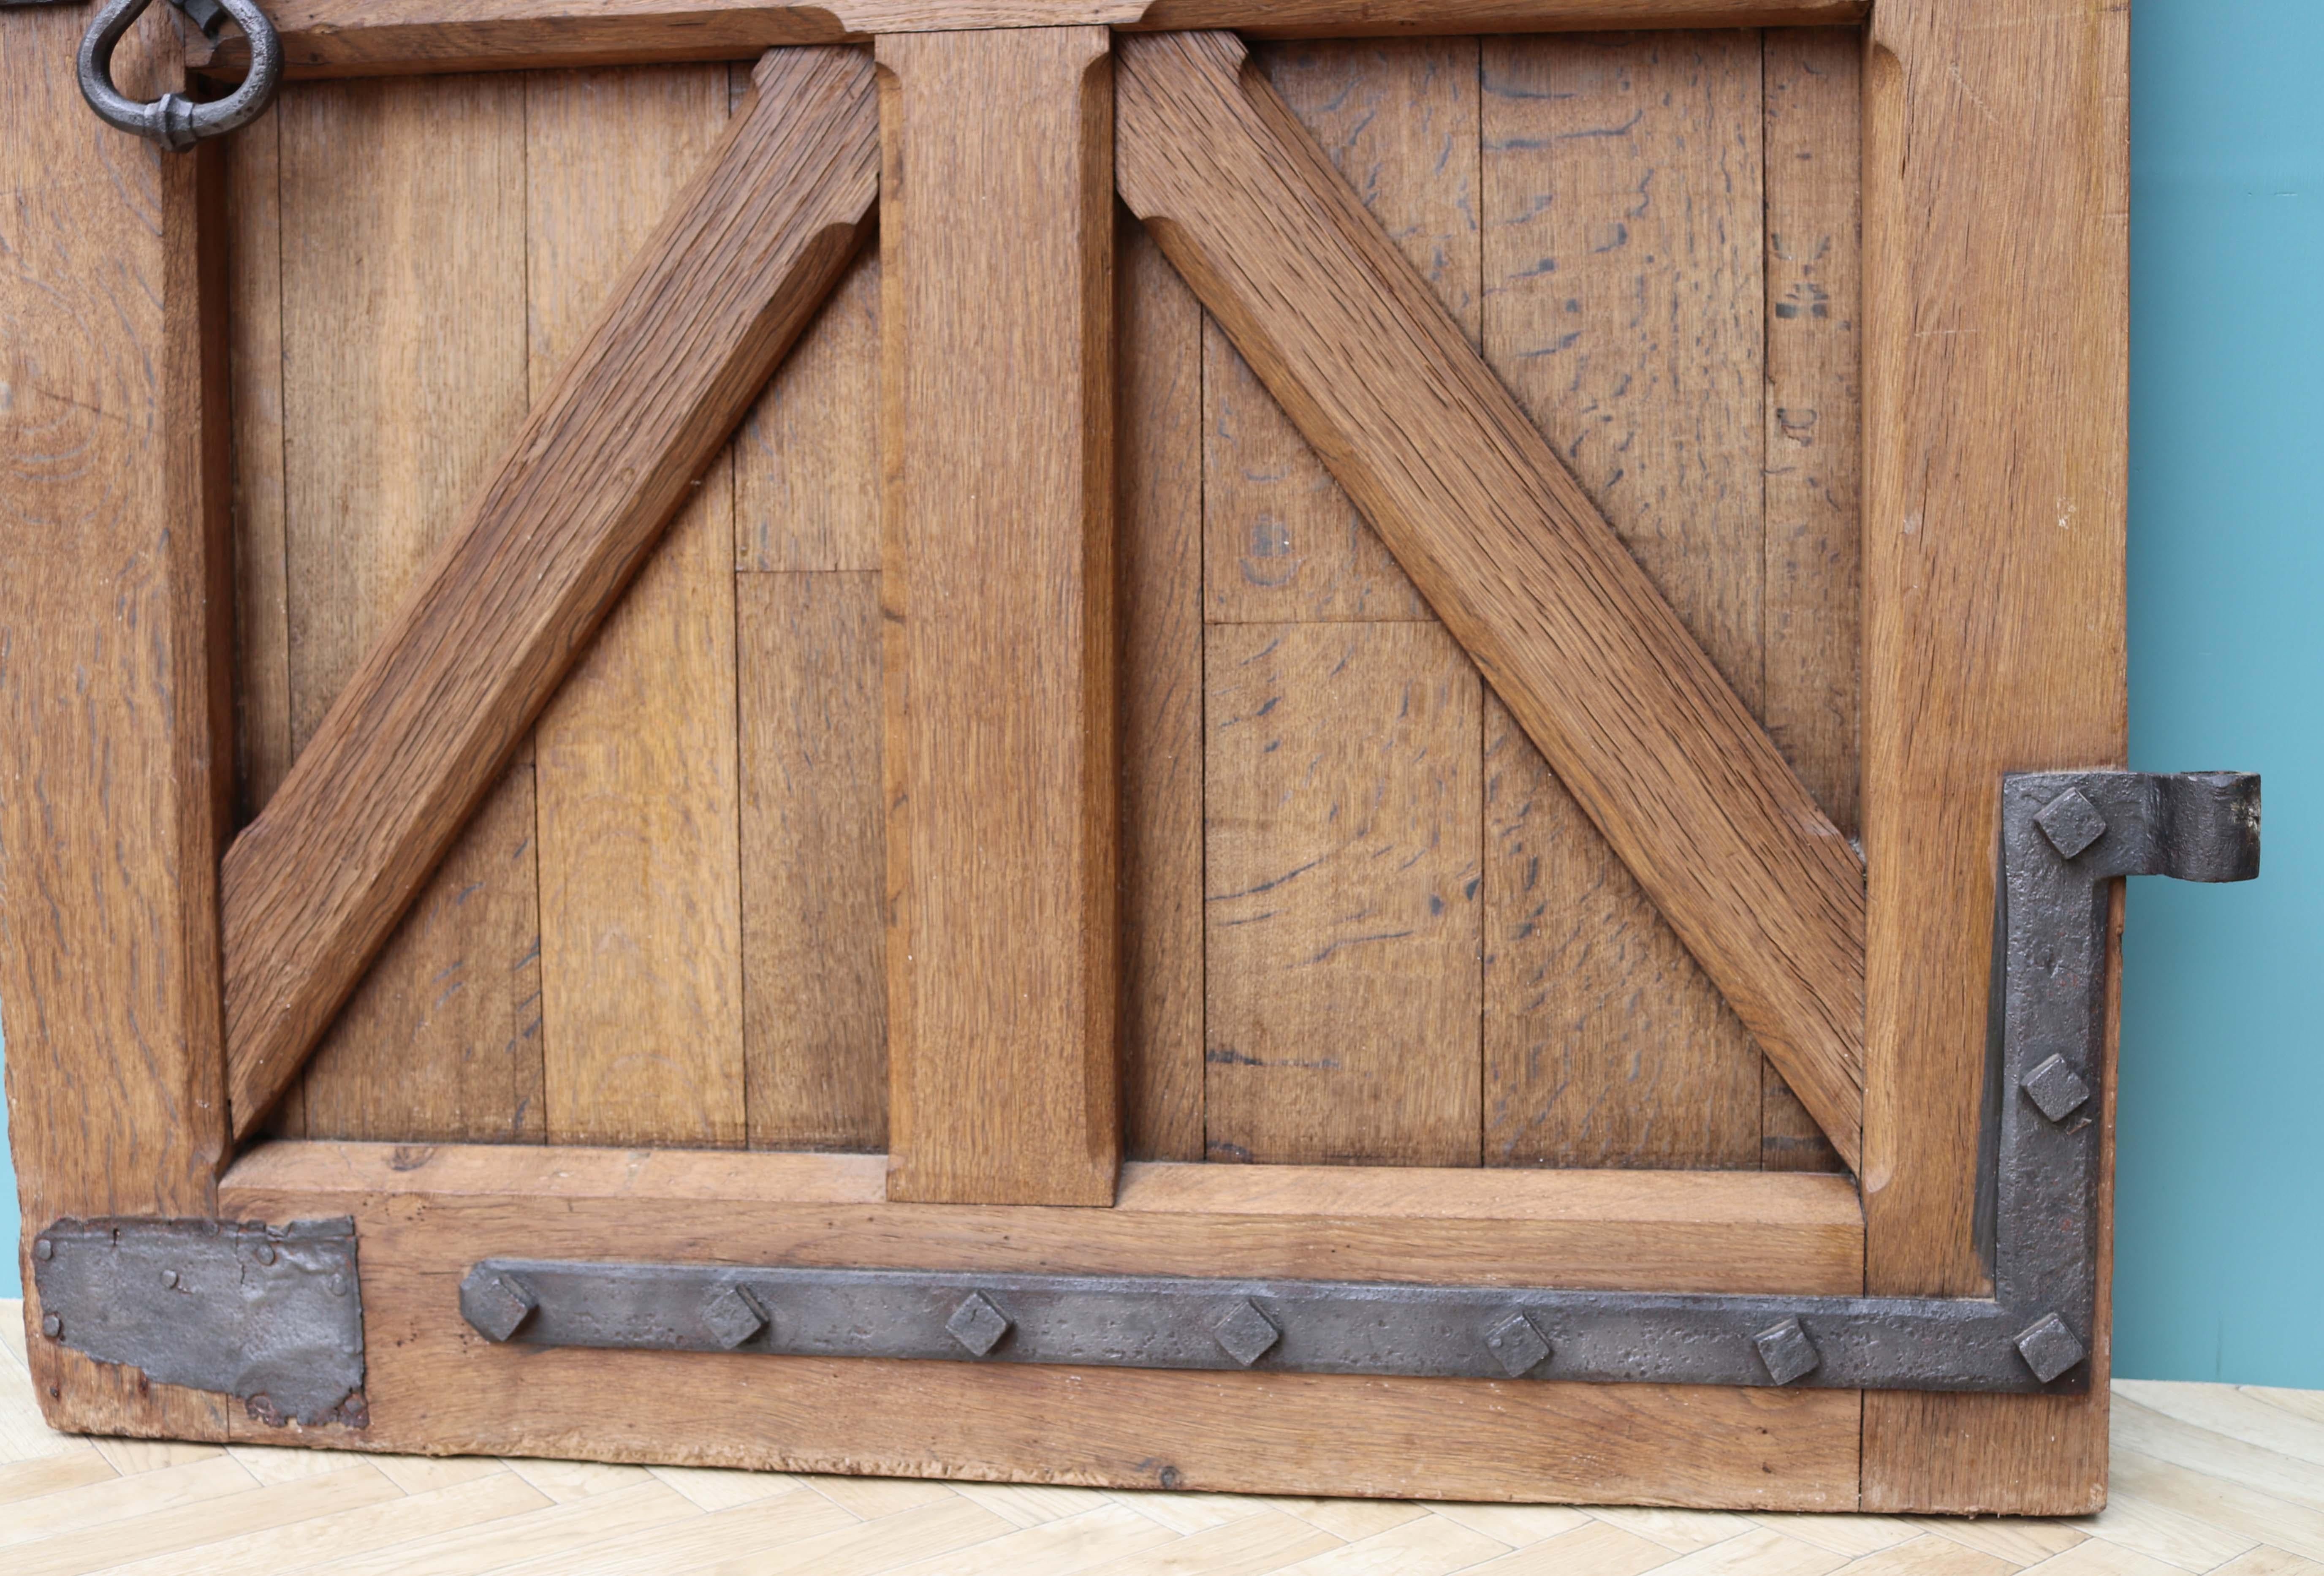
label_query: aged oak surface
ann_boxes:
[733,242,888,1153]
[1477,30,1767,1173]
[527,64,747,1149]
[1205,621,1484,1167]
[1200,38,1484,1169]
[1116,29,1868,1169]
[1759,29,1860,1174]
[738,570,889,1151]
[877,26,1120,1204]
[1858,0,2130,1514]
[262,73,543,1144]
[1117,215,1208,1163]
[218,46,880,1137]
[0,2,236,1441]
[221,31,1868,1176]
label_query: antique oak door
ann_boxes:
[2,0,2201,1515]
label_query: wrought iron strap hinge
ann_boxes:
[453,771,2259,1396]
[33,1217,366,1427]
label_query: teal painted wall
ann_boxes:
[3,3,2318,1389]
[2117,0,2324,1389]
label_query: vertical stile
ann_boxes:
[878,26,1122,1204]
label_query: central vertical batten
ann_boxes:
[878,26,1120,1205]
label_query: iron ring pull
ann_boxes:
[78,0,282,151]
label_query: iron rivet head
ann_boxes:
[2020,1054,2093,1124]
[34,1237,53,1262]
[945,1292,1011,1357]
[1211,1299,1281,1368]
[253,1242,278,1267]
[2015,1312,2087,1384]
[41,1314,61,1339]
[1753,1316,1822,1386]
[1485,1312,1551,1378]
[459,1267,538,1343]
[700,1283,767,1350]
[160,1269,179,1289]
[2035,788,2109,861]
[328,1274,347,1298]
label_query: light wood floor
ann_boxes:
[4,1304,2321,1576]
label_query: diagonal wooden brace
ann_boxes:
[1116,31,1869,1168]
[220,46,880,1136]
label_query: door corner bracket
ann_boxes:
[32,1216,366,1427]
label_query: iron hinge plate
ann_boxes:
[33,1217,367,1427]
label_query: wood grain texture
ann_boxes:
[877,27,1119,1205]
[1118,214,1206,1162]
[1477,31,1768,1173]
[1204,621,1482,1166]
[223,1139,1866,1299]
[220,46,880,1139]
[526,65,746,1149]
[734,248,879,573]
[271,73,540,1144]
[1760,28,1860,1175]
[215,1140,1861,1506]
[730,197,885,1152]
[296,773,545,1142]
[738,571,888,1151]
[0,3,235,1441]
[1202,39,1478,625]
[227,111,292,823]
[1116,30,1868,1168]
[1482,695,1758,1170]
[190,0,1872,80]
[1761,29,1861,842]
[1859,0,2129,1513]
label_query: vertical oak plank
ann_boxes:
[0,4,234,1438]
[732,186,885,1152]
[739,571,888,1151]
[1861,0,2129,1512]
[735,250,880,573]
[1760,28,1860,1175]
[276,74,544,1144]
[1482,698,1754,1168]
[1478,31,1768,1171]
[1205,622,1483,1166]
[1119,214,1207,1162]
[1202,41,1480,625]
[527,65,747,1149]
[226,111,294,1139]
[297,780,547,1142]
[879,26,1119,1204]
[1197,40,1486,1166]
[228,112,293,825]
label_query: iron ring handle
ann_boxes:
[78,0,282,151]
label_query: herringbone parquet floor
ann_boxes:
[4,1301,2320,1576]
